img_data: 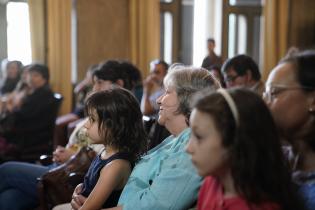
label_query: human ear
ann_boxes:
[116,79,124,88]
[245,70,253,82]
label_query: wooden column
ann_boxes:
[46,0,72,115]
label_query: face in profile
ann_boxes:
[156,85,179,127]
[207,41,215,52]
[26,71,46,89]
[265,63,311,135]
[84,109,103,144]
[151,63,167,85]
[92,76,113,92]
[6,62,19,79]
[186,108,229,177]
[223,68,249,88]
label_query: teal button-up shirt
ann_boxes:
[118,128,202,210]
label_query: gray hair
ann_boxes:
[164,64,221,121]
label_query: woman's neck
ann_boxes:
[295,140,315,172]
[165,115,188,136]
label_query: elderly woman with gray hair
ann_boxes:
[71,65,220,210]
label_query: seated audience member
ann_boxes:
[221,54,264,95]
[201,38,222,68]
[73,65,97,111]
[186,88,305,210]
[54,64,97,147]
[141,59,168,117]
[141,59,170,149]
[0,118,94,210]
[118,61,143,102]
[0,65,31,114]
[59,88,147,210]
[264,50,315,210]
[0,64,56,161]
[0,60,23,95]
[0,59,133,210]
[71,65,221,210]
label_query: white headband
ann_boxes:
[217,88,239,126]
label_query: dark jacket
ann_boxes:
[2,84,57,150]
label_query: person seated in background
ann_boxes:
[71,65,221,210]
[0,60,23,95]
[54,64,97,147]
[264,50,315,210]
[0,115,97,210]
[56,61,143,147]
[201,38,222,68]
[221,54,264,95]
[119,60,143,102]
[140,59,170,149]
[186,88,305,210]
[56,59,142,166]
[141,59,168,117]
[73,65,97,111]
[0,63,56,161]
[0,65,31,114]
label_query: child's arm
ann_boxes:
[79,159,131,210]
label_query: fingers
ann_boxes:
[71,194,86,210]
[70,197,81,210]
[74,183,83,194]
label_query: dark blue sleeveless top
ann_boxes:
[81,152,132,208]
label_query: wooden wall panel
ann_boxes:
[288,0,315,49]
[76,0,130,81]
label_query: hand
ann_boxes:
[52,146,75,164]
[143,75,159,94]
[71,183,87,210]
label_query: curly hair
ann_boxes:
[85,88,147,162]
[193,88,305,210]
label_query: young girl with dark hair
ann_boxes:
[186,88,304,210]
[70,88,147,210]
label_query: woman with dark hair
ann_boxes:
[264,50,315,210]
[186,88,304,210]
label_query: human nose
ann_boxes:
[156,94,164,106]
[185,138,194,155]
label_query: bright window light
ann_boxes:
[192,0,207,66]
[163,12,173,65]
[7,2,32,65]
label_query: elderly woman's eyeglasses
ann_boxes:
[263,85,314,103]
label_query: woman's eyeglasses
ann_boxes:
[263,85,314,103]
